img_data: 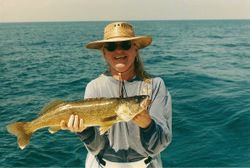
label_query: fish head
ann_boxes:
[116,95,150,121]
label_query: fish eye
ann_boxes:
[135,98,140,103]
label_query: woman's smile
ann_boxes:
[113,55,127,60]
[112,55,129,69]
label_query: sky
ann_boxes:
[0,0,250,23]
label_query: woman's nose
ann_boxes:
[114,47,124,54]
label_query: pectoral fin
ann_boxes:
[48,126,61,134]
[100,115,117,122]
[99,125,112,135]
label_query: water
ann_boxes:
[1,20,250,167]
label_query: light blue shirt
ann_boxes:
[79,73,172,168]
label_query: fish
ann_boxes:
[6,95,149,150]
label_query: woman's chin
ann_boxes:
[111,63,134,73]
[114,64,127,72]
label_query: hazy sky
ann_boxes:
[0,0,250,22]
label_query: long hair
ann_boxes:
[134,54,152,80]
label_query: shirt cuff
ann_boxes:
[78,127,95,144]
[140,119,157,143]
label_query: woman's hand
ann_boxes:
[60,115,86,133]
[132,97,152,128]
[132,110,152,128]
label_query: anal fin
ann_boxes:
[99,125,112,135]
[48,126,61,134]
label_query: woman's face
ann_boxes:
[103,41,138,74]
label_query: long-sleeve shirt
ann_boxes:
[78,73,172,168]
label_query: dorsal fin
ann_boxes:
[74,97,118,104]
[39,100,64,116]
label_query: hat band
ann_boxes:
[105,35,135,40]
[104,29,135,39]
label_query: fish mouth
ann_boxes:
[140,96,150,109]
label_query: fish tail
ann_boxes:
[6,122,32,150]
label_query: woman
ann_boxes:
[61,22,172,168]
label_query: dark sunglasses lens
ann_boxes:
[121,41,132,50]
[105,42,116,51]
[104,41,132,51]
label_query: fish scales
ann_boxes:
[6,95,148,150]
[30,98,119,131]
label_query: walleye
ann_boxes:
[6,95,148,150]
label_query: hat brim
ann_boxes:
[85,36,152,49]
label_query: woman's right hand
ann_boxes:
[60,115,86,133]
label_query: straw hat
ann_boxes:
[85,22,152,49]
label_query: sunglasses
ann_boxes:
[104,41,132,52]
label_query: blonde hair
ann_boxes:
[134,54,151,80]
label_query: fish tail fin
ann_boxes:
[6,122,32,150]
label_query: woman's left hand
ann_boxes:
[132,110,152,128]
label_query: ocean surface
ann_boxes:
[1,20,250,167]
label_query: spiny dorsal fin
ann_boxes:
[78,97,114,102]
[73,97,118,104]
[39,100,64,116]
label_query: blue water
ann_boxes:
[1,20,250,167]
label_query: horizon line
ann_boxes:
[1,18,250,24]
